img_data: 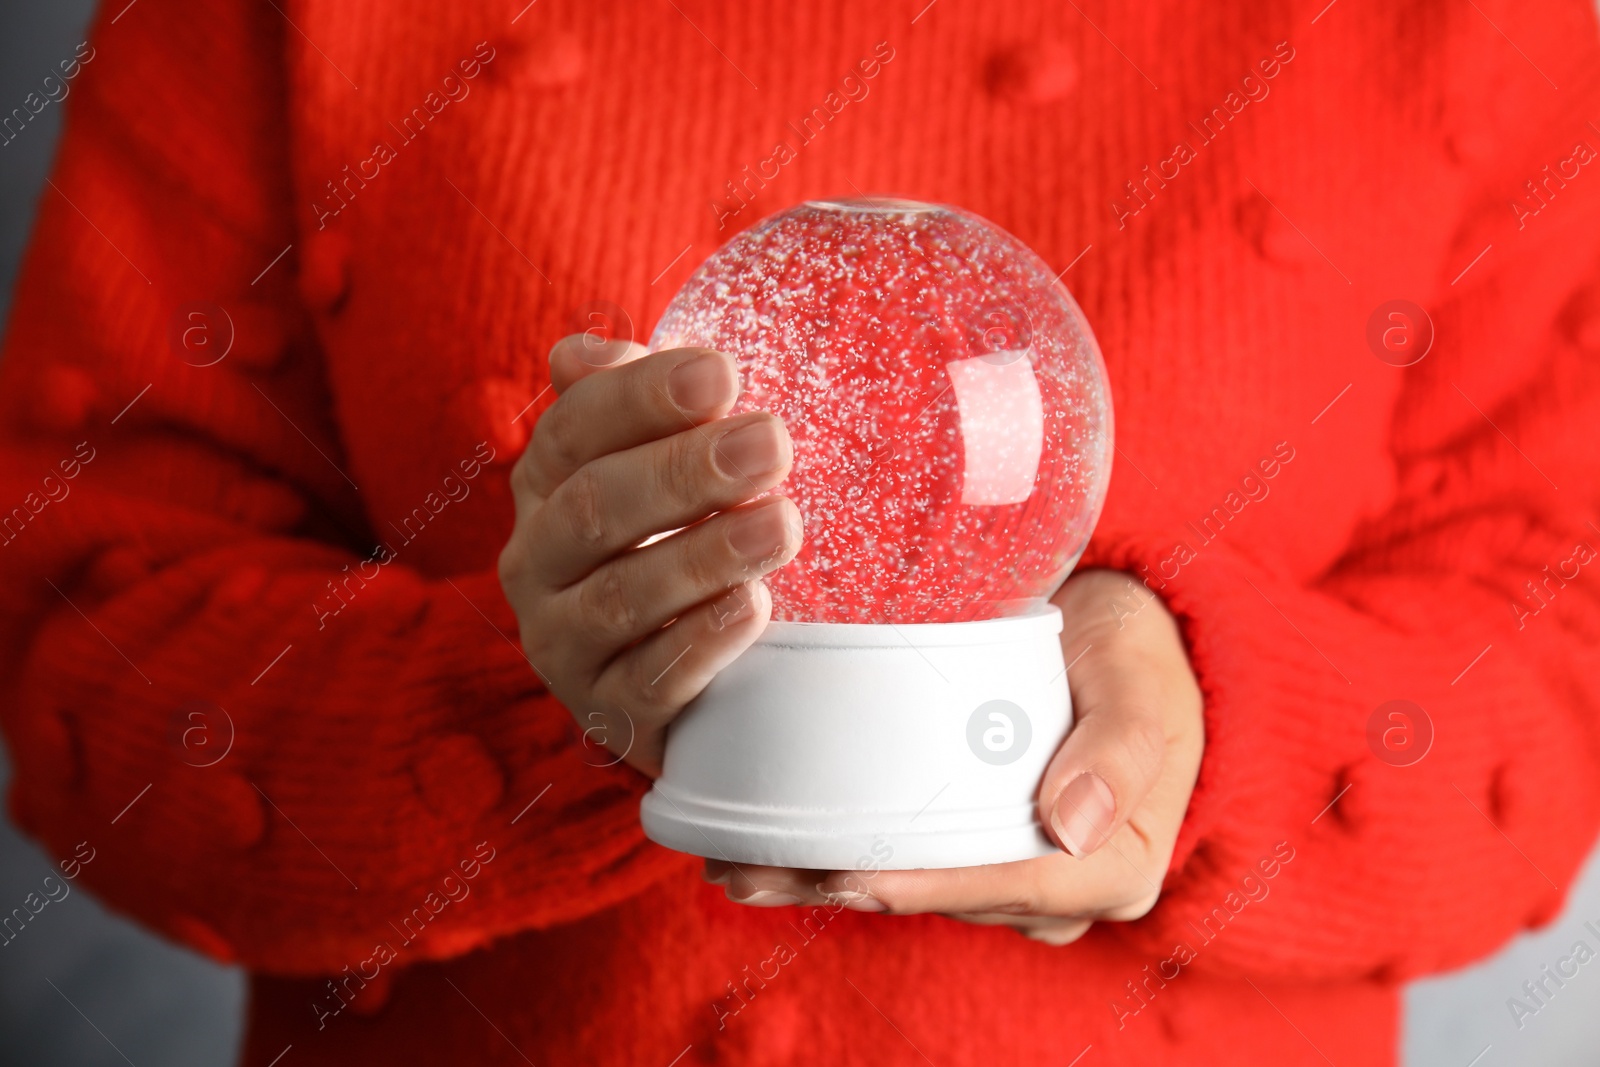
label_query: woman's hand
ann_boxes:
[499,336,802,777]
[703,568,1204,944]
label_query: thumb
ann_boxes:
[1036,650,1168,858]
[549,332,649,393]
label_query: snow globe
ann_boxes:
[640,199,1112,869]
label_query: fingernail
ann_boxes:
[829,891,887,913]
[703,868,732,886]
[668,351,734,414]
[728,499,797,566]
[708,582,762,631]
[714,419,787,480]
[1050,773,1116,858]
[729,889,802,908]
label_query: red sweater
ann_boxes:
[5,1,1600,1064]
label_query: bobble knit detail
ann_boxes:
[4,0,1600,1064]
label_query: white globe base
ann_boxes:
[640,604,1071,870]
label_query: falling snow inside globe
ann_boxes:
[651,198,1114,624]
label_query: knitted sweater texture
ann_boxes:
[4,0,1600,1063]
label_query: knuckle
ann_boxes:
[612,654,681,717]
[984,885,1046,917]
[576,563,642,643]
[999,896,1043,917]
[558,466,609,547]
[1025,919,1092,946]
[520,631,550,676]
[1008,867,1053,916]
[496,540,522,591]
[573,705,635,759]
[519,625,550,668]
[1103,891,1161,922]
[512,596,556,662]
[531,403,583,479]
[1015,889,1048,916]
[1060,922,1093,945]
[658,430,711,509]
[498,524,543,597]
[508,452,534,499]
[1122,712,1168,780]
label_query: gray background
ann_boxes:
[1,3,1597,1064]
[0,10,247,1067]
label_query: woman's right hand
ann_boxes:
[498,335,801,777]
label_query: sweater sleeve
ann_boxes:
[1086,124,1600,981]
[0,0,678,975]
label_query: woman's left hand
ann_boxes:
[702,568,1205,945]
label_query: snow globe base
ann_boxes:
[639,604,1071,870]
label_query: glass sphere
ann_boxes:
[651,198,1113,624]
